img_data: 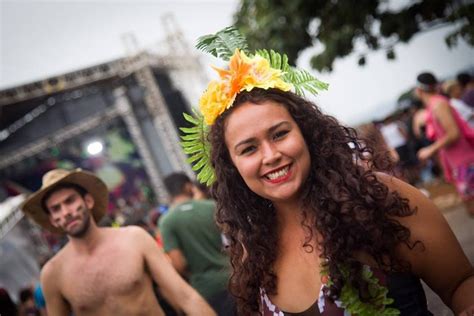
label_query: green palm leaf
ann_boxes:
[196,26,249,61]
[255,49,328,96]
[179,109,216,185]
[255,49,290,72]
[284,68,329,96]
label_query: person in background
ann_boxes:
[21,168,215,316]
[442,79,474,127]
[359,122,399,162]
[18,287,40,316]
[33,255,50,316]
[159,172,235,315]
[415,72,474,215]
[457,72,474,108]
[33,284,46,316]
[192,181,211,200]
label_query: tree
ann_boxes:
[234,0,474,72]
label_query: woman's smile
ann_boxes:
[262,163,292,183]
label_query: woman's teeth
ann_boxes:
[266,166,289,180]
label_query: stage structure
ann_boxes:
[0,20,207,239]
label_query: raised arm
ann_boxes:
[40,261,71,316]
[380,175,474,313]
[131,227,216,316]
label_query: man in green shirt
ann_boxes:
[159,173,234,315]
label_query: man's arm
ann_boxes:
[158,215,188,275]
[378,175,474,313]
[130,227,216,316]
[41,260,71,316]
[167,248,187,275]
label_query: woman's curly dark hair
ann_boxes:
[209,88,417,315]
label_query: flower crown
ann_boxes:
[180,26,328,185]
[200,49,292,125]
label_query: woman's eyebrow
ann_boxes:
[233,121,291,151]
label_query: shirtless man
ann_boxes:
[22,168,216,316]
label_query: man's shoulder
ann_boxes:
[189,199,216,213]
[193,198,215,206]
[41,249,66,282]
[178,199,215,211]
[103,226,154,252]
[159,209,178,228]
[171,199,215,216]
[112,225,149,240]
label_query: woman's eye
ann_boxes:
[273,130,289,140]
[240,146,256,155]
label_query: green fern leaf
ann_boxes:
[285,68,329,96]
[191,157,208,171]
[196,26,249,61]
[180,133,202,141]
[255,49,290,72]
[186,154,204,164]
[180,110,216,185]
[270,50,281,69]
[179,126,200,134]
[183,112,199,125]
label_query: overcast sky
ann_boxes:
[1,0,473,125]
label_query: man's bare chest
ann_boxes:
[59,245,148,311]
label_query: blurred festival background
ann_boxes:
[1,1,473,314]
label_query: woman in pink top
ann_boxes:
[415,72,474,214]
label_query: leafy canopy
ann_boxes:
[234,0,474,72]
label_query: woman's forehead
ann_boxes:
[224,101,293,142]
[227,100,289,124]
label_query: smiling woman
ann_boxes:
[224,99,310,206]
[183,27,474,316]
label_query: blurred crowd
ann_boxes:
[358,72,473,197]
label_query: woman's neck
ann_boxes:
[275,201,302,227]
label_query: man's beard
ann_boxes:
[67,210,92,238]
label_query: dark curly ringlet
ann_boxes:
[209,88,417,315]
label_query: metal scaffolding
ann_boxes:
[0,15,206,237]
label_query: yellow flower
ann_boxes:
[199,49,292,125]
[200,81,235,125]
[242,54,292,92]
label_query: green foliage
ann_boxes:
[180,110,216,186]
[255,49,329,96]
[284,68,329,97]
[320,263,400,316]
[235,0,474,71]
[339,266,400,316]
[196,26,249,61]
[255,49,290,72]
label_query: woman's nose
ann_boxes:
[262,142,282,165]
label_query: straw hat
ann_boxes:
[21,168,108,234]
